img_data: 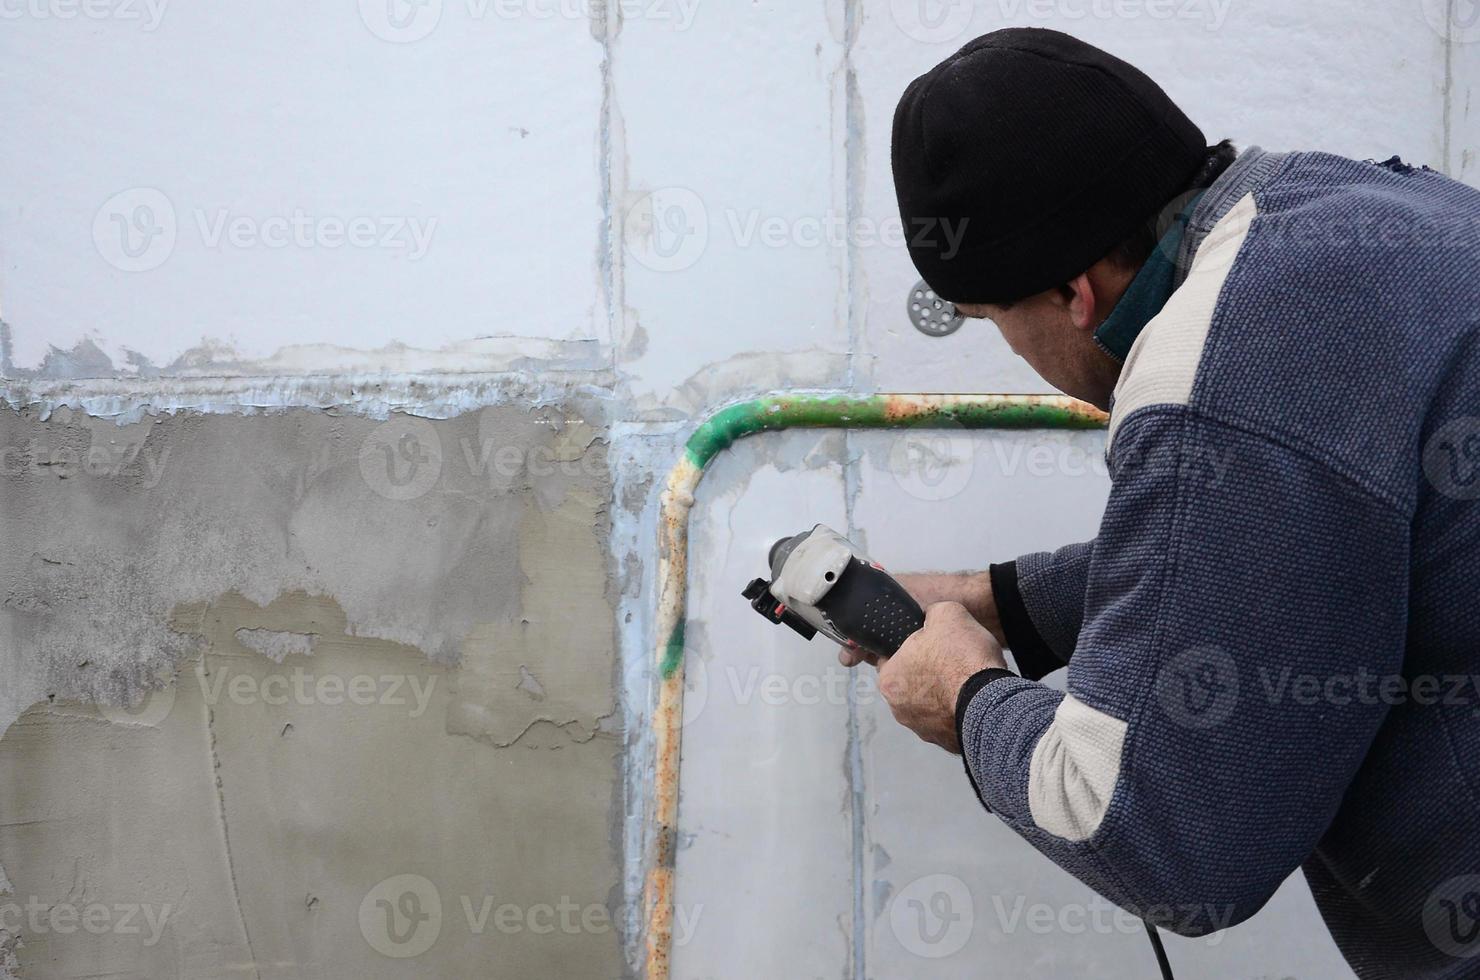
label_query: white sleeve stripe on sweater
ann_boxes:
[1028,693,1130,842]
[1107,192,1260,451]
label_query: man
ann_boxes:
[848,27,1480,979]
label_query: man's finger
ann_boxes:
[837,646,880,669]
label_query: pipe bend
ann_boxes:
[641,392,1106,978]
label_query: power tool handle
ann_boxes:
[815,559,926,658]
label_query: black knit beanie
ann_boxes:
[892,28,1207,304]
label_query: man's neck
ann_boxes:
[1092,193,1205,364]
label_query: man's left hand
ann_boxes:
[875,601,1008,755]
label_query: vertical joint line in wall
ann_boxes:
[0,320,13,378]
[842,431,867,980]
[843,0,862,390]
[598,4,620,372]
[1445,0,1456,175]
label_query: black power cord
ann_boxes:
[1143,921,1174,980]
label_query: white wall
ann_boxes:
[3,1,1460,396]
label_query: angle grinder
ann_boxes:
[741,524,925,658]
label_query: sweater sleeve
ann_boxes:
[991,539,1094,680]
[958,408,1409,935]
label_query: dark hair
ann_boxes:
[1104,139,1239,269]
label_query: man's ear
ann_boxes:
[1062,272,1098,331]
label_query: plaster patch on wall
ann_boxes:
[605,422,672,963]
[233,627,317,663]
[0,590,622,978]
[2,317,858,425]
[0,319,613,383]
[0,402,613,732]
[446,487,616,747]
[29,338,117,382]
[0,371,618,427]
[0,361,858,429]
[628,349,853,418]
[516,665,548,701]
[158,336,612,379]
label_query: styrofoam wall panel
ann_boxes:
[0,3,606,371]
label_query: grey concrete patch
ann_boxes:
[0,405,625,978]
[0,592,621,978]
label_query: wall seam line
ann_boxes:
[1445,0,1455,174]
[598,6,621,378]
[842,429,867,980]
[843,0,864,392]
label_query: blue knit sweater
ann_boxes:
[959,148,1480,979]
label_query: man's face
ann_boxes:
[957,296,1068,383]
[951,260,1138,411]
[955,295,1110,408]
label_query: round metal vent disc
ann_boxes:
[907,280,964,337]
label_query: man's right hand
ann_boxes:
[837,570,1004,668]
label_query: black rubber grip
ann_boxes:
[814,559,925,657]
